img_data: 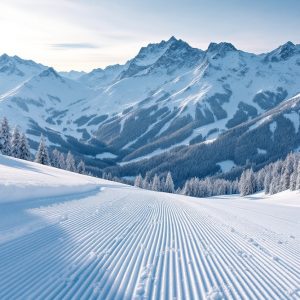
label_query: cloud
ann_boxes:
[52,43,99,49]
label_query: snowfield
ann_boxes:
[0,156,300,299]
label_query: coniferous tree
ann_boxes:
[238,170,247,196]
[19,132,32,161]
[102,172,107,179]
[11,125,22,158]
[77,160,86,174]
[0,116,12,156]
[142,179,150,190]
[280,153,293,191]
[296,162,300,190]
[50,149,60,168]
[165,172,175,193]
[35,134,50,165]
[152,174,160,191]
[134,174,143,188]
[58,152,66,169]
[66,151,76,172]
[107,172,112,181]
[160,178,166,192]
[264,171,272,194]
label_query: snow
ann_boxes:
[257,148,267,154]
[95,152,117,159]
[0,155,103,203]
[216,160,236,172]
[0,156,300,299]
[284,112,300,133]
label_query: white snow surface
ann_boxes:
[0,156,300,299]
[216,160,236,172]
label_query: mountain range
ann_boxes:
[1,37,300,185]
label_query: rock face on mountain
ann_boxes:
[1,37,300,182]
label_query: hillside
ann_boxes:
[1,38,300,182]
[0,155,299,299]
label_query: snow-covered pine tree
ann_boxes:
[296,161,300,190]
[66,151,76,172]
[182,180,191,196]
[134,174,143,188]
[107,172,112,181]
[165,171,175,193]
[19,132,32,161]
[152,174,160,191]
[0,116,12,156]
[35,134,50,165]
[11,125,22,158]
[142,179,149,190]
[280,153,293,191]
[160,178,166,192]
[144,172,150,184]
[238,170,247,196]
[175,187,181,194]
[77,160,86,174]
[50,149,60,168]
[102,172,107,179]
[58,152,66,169]
[264,171,272,194]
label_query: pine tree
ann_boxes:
[102,172,107,179]
[66,151,76,172]
[35,134,50,165]
[280,153,293,191]
[152,174,160,191]
[160,178,166,192]
[134,174,143,188]
[19,132,32,161]
[58,152,66,169]
[11,125,22,158]
[0,116,12,156]
[165,172,175,193]
[296,162,300,190]
[77,160,86,174]
[264,171,272,194]
[238,170,247,196]
[144,172,151,184]
[142,179,150,189]
[50,149,60,168]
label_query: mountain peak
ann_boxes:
[207,42,237,53]
[0,53,10,63]
[263,41,298,63]
[168,36,178,43]
[39,67,62,79]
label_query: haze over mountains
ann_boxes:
[1,37,300,185]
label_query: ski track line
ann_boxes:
[0,188,299,300]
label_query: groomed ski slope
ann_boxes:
[0,156,300,300]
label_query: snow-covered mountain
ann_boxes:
[0,54,47,96]
[1,37,300,181]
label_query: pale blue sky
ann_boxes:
[1,0,299,71]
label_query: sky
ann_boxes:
[1,0,299,72]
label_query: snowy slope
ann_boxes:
[0,156,300,299]
[0,54,47,96]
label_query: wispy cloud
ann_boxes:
[52,43,99,49]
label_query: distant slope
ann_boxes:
[112,92,300,186]
[0,155,299,299]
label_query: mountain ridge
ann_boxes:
[1,37,300,182]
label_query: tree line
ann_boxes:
[0,116,87,175]
[133,151,300,198]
